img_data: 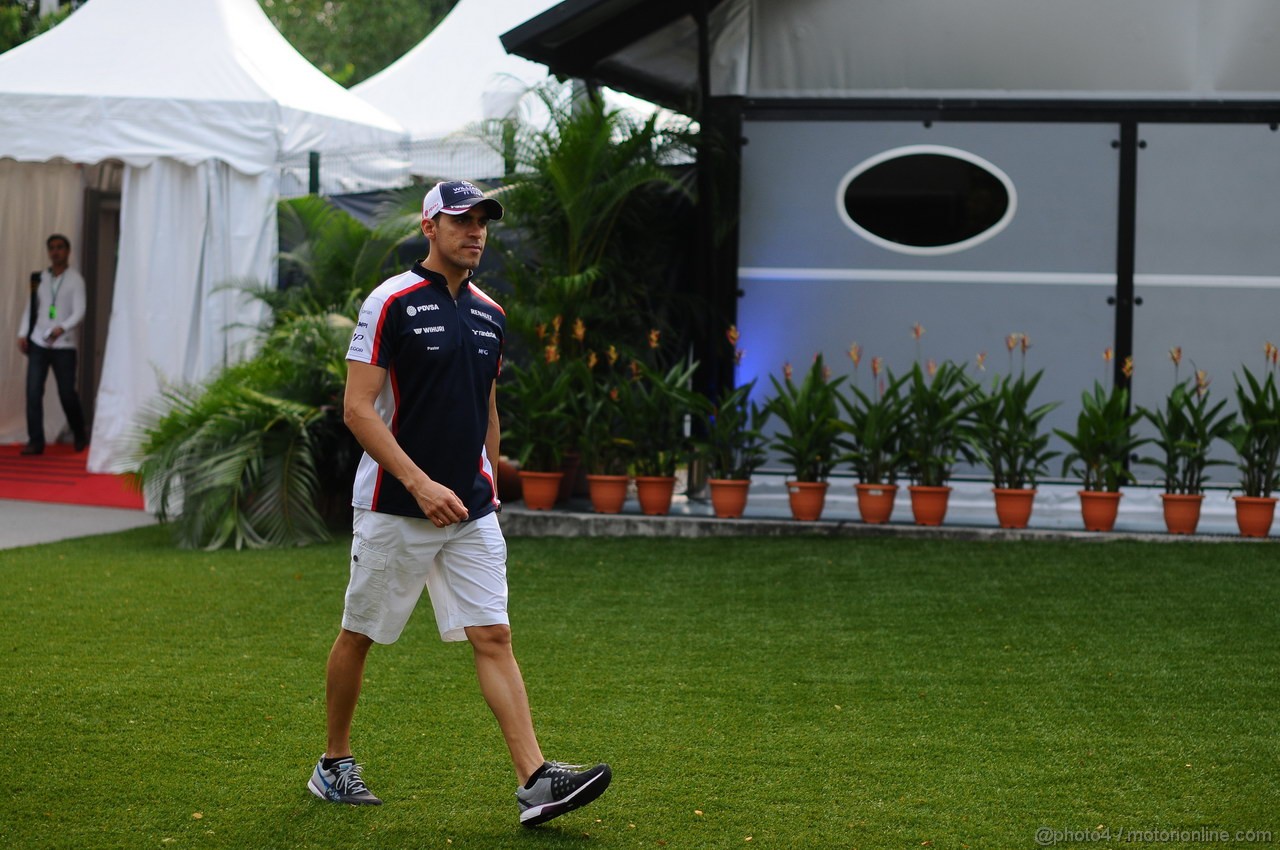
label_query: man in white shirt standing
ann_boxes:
[16,233,88,455]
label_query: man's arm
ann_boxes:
[486,381,500,473]
[344,360,469,526]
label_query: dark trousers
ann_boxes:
[26,343,87,449]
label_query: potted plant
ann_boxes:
[577,359,634,514]
[970,369,1060,529]
[1137,365,1234,535]
[765,355,846,521]
[836,365,909,524]
[500,355,576,510]
[1225,365,1280,537]
[695,379,769,519]
[1054,380,1147,532]
[900,360,983,526]
[615,353,701,515]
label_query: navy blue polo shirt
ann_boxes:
[347,262,505,521]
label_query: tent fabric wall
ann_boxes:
[88,160,274,473]
[0,159,84,445]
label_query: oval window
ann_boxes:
[836,145,1016,256]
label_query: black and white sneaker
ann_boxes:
[516,761,611,826]
[307,756,383,805]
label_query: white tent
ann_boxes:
[0,0,409,473]
[353,0,659,181]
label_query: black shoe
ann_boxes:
[20,444,43,456]
[74,436,88,452]
[517,761,612,826]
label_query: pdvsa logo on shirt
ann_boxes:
[405,304,440,317]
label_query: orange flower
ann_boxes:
[629,359,641,379]
[1020,334,1031,354]
[609,387,620,402]
[586,350,598,369]
[976,351,988,371]
[848,342,862,367]
[783,362,793,382]
[552,315,563,334]
[648,328,661,349]
[606,344,619,366]
[1169,346,1182,367]
[1103,347,1114,362]
[871,356,883,378]
[726,325,740,347]
[912,322,925,341]
[1266,341,1276,361]
[1122,356,1134,378]
[823,365,832,382]
[544,344,560,364]
[1195,369,1210,397]
[535,322,546,341]
[572,317,586,342]
[1005,333,1020,353]
[926,358,937,378]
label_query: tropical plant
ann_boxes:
[901,361,984,487]
[484,82,698,355]
[615,357,701,478]
[1226,366,1280,497]
[837,368,909,485]
[970,370,1060,490]
[500,355,578,472]
[765,356,846,483]
[696,379,769,481]
[1137,374,1235,495]
[1054,381,1147,492]
[132,197,419,549]
[577,358,633,476]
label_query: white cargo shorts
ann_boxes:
[341,508,509,643]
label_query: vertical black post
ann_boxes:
[693,0,716,393]
[308,151,321,195]
[1113,121,1138,391]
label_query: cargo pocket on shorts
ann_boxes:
[344,539,389,628]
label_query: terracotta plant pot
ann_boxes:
[708,478,751,519]
[1078,490,1122,532]
[634,475,677,516]
[1233,495,1278,538]
[518,470,563,511]
[586,474,629,514]
[786,480,829,521]
[1161,493,1204,535]
[908,485,952,526]
[992,487,1037,529]
[496,457,522,502]
[855,483,897,524]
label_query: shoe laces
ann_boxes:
[333,762,372,795]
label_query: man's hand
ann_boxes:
[407,477,469,527]
[17,337,28,355]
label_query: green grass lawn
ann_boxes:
[1,526,1277,849]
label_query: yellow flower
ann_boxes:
[535,322,546,341]
[848,342,862,367]
[552,315,563,334]
[607,344,619,366]
[926,358,937,378]
[1005,333,1020,353]
[1122,356,1134,378]
[1169,346,1182,367]
[1103,347,1114,362]
[648,328,661,349]
[586,350,598,369]
[726,325,740,346]
[1195,369,1210,396]
[976,351,988,371]
[572,318,586,342]
[544,344,560,364]
[871,356,883,378]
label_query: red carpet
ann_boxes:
[0,444,144,510]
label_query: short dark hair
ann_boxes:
[46,234,70,251]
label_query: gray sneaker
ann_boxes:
[308,756,383,805]
[516,761,611,826]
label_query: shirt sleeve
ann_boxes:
[58,269,87,332]
[347,290,393,367]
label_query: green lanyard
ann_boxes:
[48,272,65,321]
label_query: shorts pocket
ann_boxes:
[344,539,390,625]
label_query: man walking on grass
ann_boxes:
[308,181,611,826]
